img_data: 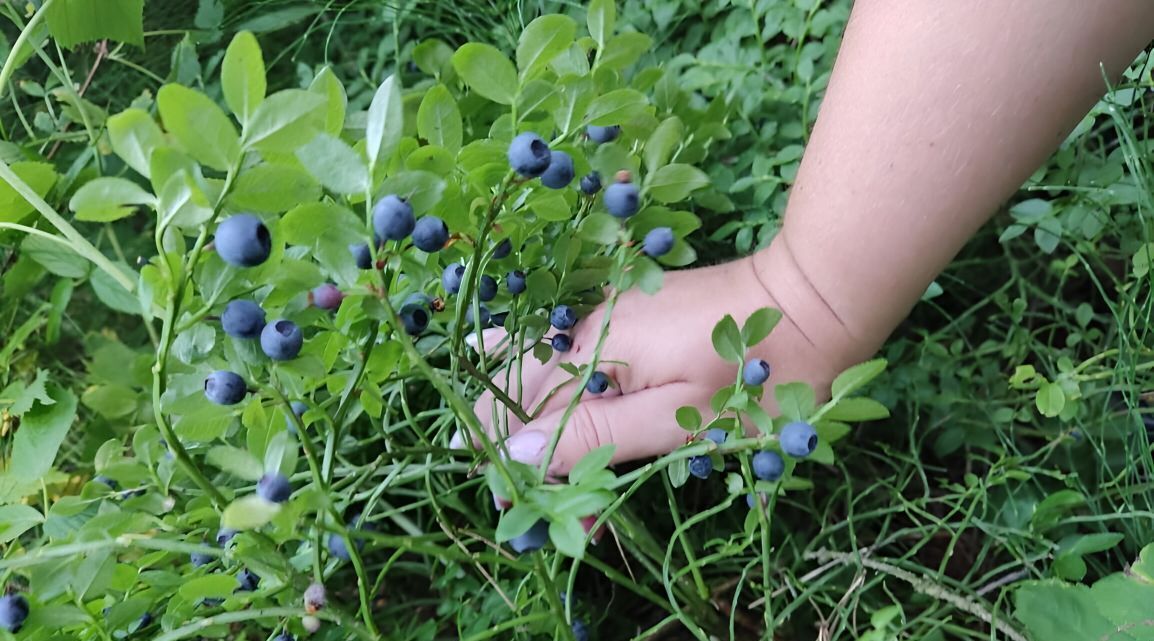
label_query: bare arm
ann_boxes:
[755,0,1154,368]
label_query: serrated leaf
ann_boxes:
[646,164,709,203]
[4,385,76,488]
[775,382,815,422]
[296,133,368,195]
[157,84,240,172]
[221,495,282,530]
[451,43,517,105]
[221,31,265,124]
[830,359,887,398]
[366,75,403,169]
[69,177,155,222]
[517,15,576,78]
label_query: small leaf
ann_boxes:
[221,31,265,124]
[206,446,263,481]
[45,0,144,48]
[644,116,683,173]
[675,406,701,431]
[549,517,586,559]
[308,66,347,135]
[646,164,709,203]
[823,397,890,422]
[157,84,240,172]
[668,458,690,488]
[227,163,321,213]
[0,505,44,544]
[631,256,664,295]
[178,575,238,602]
[517,15,576,78]
[221,495,282,530]
[69,177,155,222]
[578,212,620,245]
[710,314,743,363]
[296,133,368,195]
[584,88,649,126]
[244,89,326,152]
[0,162,58,224]
[495,504,540,543]
[775,382,815,422]
[1035,381,1066,418]
[587,0,615,49]
[451,43,517,105]
[741,307,782,348]
[416,84,462,153]
[106,109,164,178]
[569,445,615,486]
[1031,489,1084,532]
[366,75,403,170]
[830,359,887,398]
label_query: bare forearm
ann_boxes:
[754,0,1154,365]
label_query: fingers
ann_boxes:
[500,382,708,475]
[462,328,559,448]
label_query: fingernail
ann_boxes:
[505,430,548,466]
[448,431,465,449]
[464,332,480,351]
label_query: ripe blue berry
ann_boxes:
[572,620,590,641]
[579,171,602,195]
[412,216,449,252]
[509,518,550,554]
[508,132,552,177]
[586,371,610,394]
[404,292,432,310]
[349,243,372,269]
[328,514,370,560]
[236,568,260,592]
[214,214,271,267]
[290,401,308,418]
[491,312,509,327]
[256,472,292,503]
[540,150,575,189]
[216,528,238,546]
[442,263,465,294]
[704,428,728,445]
[743,359,771,386]
[466,305,491,329]
[642,227,675,257]
[506,270,526,295]
[275,634,295,641]
[746,493,766,509]
[222,300,266,339]
[688,455,712,479]
[400,303,430,336]
[191,551,213,567]
[550,305,577,330]
[200,597,224,608]
[261,319,303,360]
[371,195,415,241]
[493,238,513,259]
[136,612,153,629]
[204,370,247,405]
[752,450,785,481]
[0,594,30,633]
[604,182,640,218]
[586,124,620,143]
[551,333,572,352]
[478,275,498,302]
[779,421,818,458]
[312,283,343,310]
[94,475,118,489]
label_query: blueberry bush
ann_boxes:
[1,2,1153,641]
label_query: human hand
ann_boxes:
[458,244,869,475]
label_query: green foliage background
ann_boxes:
[1,1,1153,640]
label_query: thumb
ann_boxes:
[501,382,707,475]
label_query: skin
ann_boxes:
[465,0,1154,474]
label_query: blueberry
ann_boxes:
[204,370,247,405]
[579,172,602,195]
[256,472,292,503]
[506,270,526,295]
[752,450,785,481]
[493,238,513,259]
[0,594,30,633]
[550,305,577,330]
[442,263,465,294]
[743,359,771,386]
[372,195,415,242]
[604,182,640,218]
[200,597,224,608]
[642,227,675,258]
[290,401,308,418]
[466,305,491,329]
[491,312,509,327]
[261,319,303,360]
[688,455,712,479]
[704,428,728,445]
[94,475,118,489]
[328,514,369,560]
[779,421,818,458]
[191,551,213,567]
[349,243,372,269]
[399,303,430,336]
[236,568,260,592]
[475,275,497,302]
[586,371,610,394]
[404,292,433,310]
[214,214,271,267]
[136,612,153,629]
[508,132,552,177]
[312,283,343,310]
[509,518,550,554]
[551,333,572,352]
[572,620,590,641]
[221,300,266,339]
[412,216,449,252]
[216,528,238,546]
[746,493,766,509]
[586,125,620,144]
[274,634,295,641]
[539,150,574,189]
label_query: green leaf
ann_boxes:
[517,15,576,78]
[741,307,782,348]
[106,109,164,179]
[549,517,586,559]
[416,84,462,153]
[585,88,649,126]
[675,406,701,431]
[207,446,263,481]
[775,383,815,422]
[631,256,664,295]
[296,133,368,195]
[244,89,327,152]
[0,505,44,544]
[0,162,57,224]
[413,38,454,76]
[308,66,347,135]
[645,164,709,203]
[495,504,541,543]
[366,75,403,170]
[1035,381,1066,418]
[81,384,137,418]
[280,202,361,246]
[227,163,321,213]
[830,359,887,398]
[221,31,265,124]
[644,116,684,173]
[668,458,690,488]
[4,385,76,487]
[177,575,238,602]
[553,76,594,134]
[1013,582,1115,641]
[587,0,615,49]
[45,0,144,48]
[577,212,620,245]
[157,84,240,172]
[569,445,615,486]
[711,314,744,363]
[221,495,282,530]
[21,234,88,278]
[598,32,653,71]
[69,177,155,222]
[1031,489,1085,532]
[451,43,518,105]
[377,171,446,213]
[823,397,890,422]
